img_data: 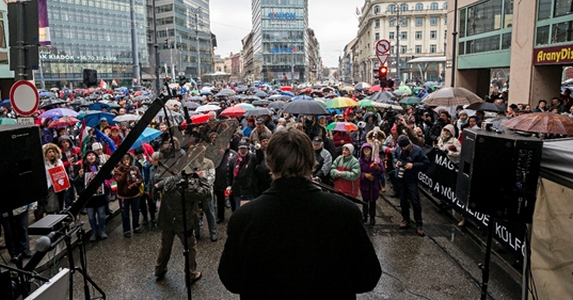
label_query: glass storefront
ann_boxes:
[535,0,573,47]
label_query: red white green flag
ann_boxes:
[99,79,109,90]
[79,121,91,156]
[112,79,119,87]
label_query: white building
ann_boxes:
[353,1,448,84]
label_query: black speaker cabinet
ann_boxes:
[83,69,97,86]
[0,125,48,213]
[457,129,543,223]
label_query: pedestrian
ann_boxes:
[38,143,67,218]
[359,143,384,225]
[214,143,236,224]
[226,141,256,210]
[218,128,382,299]
[311,136,333,184]
[76,150,109,241]
[188,145,217,242]
[253,133,272,196]
[154,166,211,284]
[1,203,34,262]
[113,153,143,238]
[393,135,430,236]
[330,143,361,198]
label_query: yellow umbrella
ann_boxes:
[326,97,358,109]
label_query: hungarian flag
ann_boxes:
[79,121,91,156]
[111,79,119,87]
[99,79,109,90]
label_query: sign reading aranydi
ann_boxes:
[533,45,573,65]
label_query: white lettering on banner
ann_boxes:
[40,52,118,63]
[496,223,525,256]
[434,154,458,171]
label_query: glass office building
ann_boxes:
[38,0,148,88]
[252,0,309,83]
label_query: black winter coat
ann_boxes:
[226,152,256,197]
[219,177,382,299]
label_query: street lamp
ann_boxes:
[389,2,407,85]
[191,7,202,81]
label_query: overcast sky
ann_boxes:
[210,0,364,68]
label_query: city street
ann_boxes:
[49,192,523,300]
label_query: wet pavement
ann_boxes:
[3,190,522,300]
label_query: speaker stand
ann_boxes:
[479,217,495,300]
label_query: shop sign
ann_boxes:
[269,12,296,20]
[533,45,573,65]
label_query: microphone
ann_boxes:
[34,231,61,252]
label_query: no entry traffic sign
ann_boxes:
[10,80,39,116]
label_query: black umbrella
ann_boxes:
[252,100,271,107]
[281,101,329,115]
[184,102,200,109]
[134,95,150,102]
[244,95,261,102]
[255,91,269,98]
[244,107,273,117]
[467,102,505,112]
[369,91,396,103]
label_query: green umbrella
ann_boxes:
[314,99,327,107]
[392,89,410,97]
[0,118,17,125]
[398,85,412,94]
[358,99,376,108]
[399,96,421,105]
[236,103,255,110]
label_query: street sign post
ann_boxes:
[10,80,39,116]
[375,39,391,65]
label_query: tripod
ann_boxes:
[177,170,193,300]
[64,223,106,300]
[479,218,495,300]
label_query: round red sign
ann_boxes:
[10,80,39,116]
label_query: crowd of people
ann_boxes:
[1,80,572,296]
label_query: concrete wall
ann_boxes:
[530,66,562,105]
[507,0,537,106]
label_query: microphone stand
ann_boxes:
[176,170,192,300]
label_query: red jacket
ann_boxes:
[333,132,353,146]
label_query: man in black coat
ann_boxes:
[226,141,256,211]
[219,128,381,299]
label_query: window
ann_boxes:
[389,32,395,39]
[388,4,395,12]
[401,19,408,26]
[374,5,380,14]
[430,44,437,53]
[415,31,422,39]
[375,19,380,27]
[466,1,502,36]
[415,17,423,26]
[389,20,395,26]
[400,31,407,39]
[415,45,422,53]
[430,2,439,10]
[390,46,395,54]
[430,30,437,39]
[443,2,448,10]
[415,3,423,11]
[375,33,380,40]
[430,17,438,25]
[400,4,408,11]
[401,46,407,53]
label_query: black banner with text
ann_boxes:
[418,148,526,257]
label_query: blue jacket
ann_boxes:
[392,142,429,183]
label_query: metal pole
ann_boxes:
[152,0,161,93]
[195,8,201,80]
[38,58,46,90]
[450,0,458,87]
[130,0,141,90]
[291,45,295,85]
[396,5,400,85]
[170,41,175,82]
[16,1,26,80]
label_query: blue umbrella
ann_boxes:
[82,111,116,127]
[39,108,79,119]
[200,91,212,96]
[89,102,111,111]
[130,127,162,150]
[39,91,52,98]
[0,99,11,107]
[281,91,294,97]
[291,95,313,101]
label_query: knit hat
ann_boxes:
[397,135,411,147]
[342,143,354,154]
[91,142,103,151]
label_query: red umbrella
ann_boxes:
[369,85,382,92]
[280,86,292,91]
[220,106,246,117]
[48,117,80,128]
[501,112,573,136]
[179,114,210,130]
[134,91,143,96]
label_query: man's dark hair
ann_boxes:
[265,128,315,179]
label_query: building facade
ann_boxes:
[38,0,148,88]
[353,0,448,84]
[0,2,14,97]
[241,31,254,83]
[307,28,322,83]
[151,0,214,83]
[445,0,571,106]
[251,0,309,84]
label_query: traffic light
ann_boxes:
[378,66,388,80]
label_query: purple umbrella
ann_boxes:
[38,108,79,119]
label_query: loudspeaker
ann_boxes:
[457,129,543,223]
[0,125,48,214]
[83,69,97,86]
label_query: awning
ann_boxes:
[407,56,446,64]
